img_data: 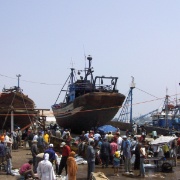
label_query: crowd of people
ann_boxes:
[0,131,15,176]
[0,123,180,179]
[77,128,147,177]
[76,123,179,178]
[0,127,77,180]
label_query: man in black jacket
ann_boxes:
[31,140,39,173]
[27,130,34,149]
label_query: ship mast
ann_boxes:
[70,68,75,85]
[16,74,21,91]
[165,88,169,128]
[84,55,93,83]
[130,76,135,123]
[118,76,135,123]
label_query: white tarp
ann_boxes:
[75,156,87,165]
[56,156,87,165]
[150,136,177,145]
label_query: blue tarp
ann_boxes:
[97,125,117,134]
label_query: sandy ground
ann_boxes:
[0,147,180,180]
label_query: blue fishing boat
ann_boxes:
[52,56,125,133]
[151,95,180,130]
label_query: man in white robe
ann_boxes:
[37,153,56,180]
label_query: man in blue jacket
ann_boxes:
[122,135,132,173]
[44,144,56,164]
[87,140,95,180]
[100,137,111,168]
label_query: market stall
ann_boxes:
[146,135,178,172]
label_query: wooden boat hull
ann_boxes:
[53,92,125,133]
[0,91,35,130]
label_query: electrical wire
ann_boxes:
[0,73,63,86]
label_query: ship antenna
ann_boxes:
[83,45,86,69]
[175,82,178,106]
[83,45,87,78]
[166,87,168,96]
[70,58,75,68]
[16,74,21,91]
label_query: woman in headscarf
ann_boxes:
[67,151,78,180]
[37,153,56,180]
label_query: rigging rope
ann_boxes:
[135,87,158,98]
[54,74,71,104]
[2,91,17,129]
[19,89,34,126]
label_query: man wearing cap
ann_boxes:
[44,144,56,164]
[58,142,71,177]
[31,140,39,173]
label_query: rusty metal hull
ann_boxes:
[53,92,125,133]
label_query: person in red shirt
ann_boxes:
[113,132,119,144]
[19,160,36,179]
[110,138,118,165]
[57,142,71,177]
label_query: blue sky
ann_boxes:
[0,1,180,118]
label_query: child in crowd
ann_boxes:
[113,151,120,176]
